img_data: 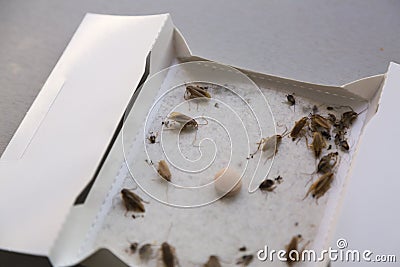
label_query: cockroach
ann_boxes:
[340,110,358,128]
[147,131,158,144]
[165,112,200,130]
[290,117,309,141]
[340,140,350,151]
[204,255,222,267]
[239,246,247,252]
[161,242,177,267]
[317,152,338,174]
[259,179,276,192]
[129,242,138,253]
[327,113,337,124]
[121,188,147,213]
[275,175,283,184]
[236,254,254,266]
[248,127,288,159]
[310,114,331,132]
[139,243,153,261]
[286,94,296,111]
[304,172,334,201]
[184,84,211,100]
[327,106,334,111]
[158,160,172,182]
[309,132,326,158]
[285,234,303,266]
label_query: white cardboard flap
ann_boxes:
[0,13,170,256]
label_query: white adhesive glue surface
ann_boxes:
[89,61,368,267]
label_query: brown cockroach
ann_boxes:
[248,127,288,159]
[139,243,153,261]
[121,188,147,213]
[310,114,331,132]
[304,172,334,201]
[259,179,276,192]
[340,139,350,151]
[184,84,211,100]
[317,152,338,174]
[147,131,159,144]
[204,255,222,267]
[309,132,326,158]
[161,242,177,267]
[285,234,307,266]
[239,246,247,252]
[236,254,254,266]
[158,160,172,182]
[165,112,200,130]
[327,113,337,124]
[290,117,309,141]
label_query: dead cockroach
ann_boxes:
[236,254,254,266]
[326,113,337,124]
[259,179,276,192]
[121,188,147,213]
[285,234,305,266]
[147,131,159,144]
[317,152,338,174]
[304,172,334,201]
[310,114,331,132]
[340,140,350,151]
[286,93,296,111]
[139,243,153,261]
[184,84,211,100]
[290,117,309,141]
[340,110,358,128]
[204,255,222,267]
[129,242,139,254]
[248,127,288,159]
[309,132,326,158]
[165,112,200,130]
[161,242,177,267]
[239,246,247,252]
[275,175,283,184]
[158,160,172,182]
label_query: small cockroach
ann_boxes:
[184,84,211,100]
[239,246,247,252]
[309,132,326,158]
[158,160,172,182]
[327,113,337,124]
[286,94,296,111]
[236,254,254,266]
[139,243,153,261]
[259,179,276,192]
[304,172,334,201]
[340,140,350,151]
[290,117,308,141]
[161,242,176,267]
[204,255,222,267]
[340,110,358,127]
[129,242,138,253]
[248,128,288,159]
[285,234,302,266]
[310,114,331,132]
[121,188,146,213]
[327,106,334,111]
[147,132,158,144]
[317,152,338,174]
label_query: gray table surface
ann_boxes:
[1,1,399,266]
